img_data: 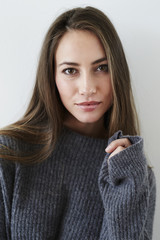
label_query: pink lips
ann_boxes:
[76,101,101,112]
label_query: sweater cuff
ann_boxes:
[100,131,148,187]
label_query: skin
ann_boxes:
[105,138,131,159]
[55,30,131,158]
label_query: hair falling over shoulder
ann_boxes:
[0,6,140,164]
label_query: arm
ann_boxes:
[0,184,7,239]
[98,131,156,240]
[0,136,15,239]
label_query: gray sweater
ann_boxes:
[0,129,156,240]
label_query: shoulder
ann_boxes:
[0,134,30,151]
[0,134,13,146]
[0,134,33,167]
[0,133,39,157]
[0,135,16,169]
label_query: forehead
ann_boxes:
[55,30,106,63]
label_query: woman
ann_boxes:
[0,6,156,239]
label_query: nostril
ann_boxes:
[89,89,96,94]
[79,88,96,95]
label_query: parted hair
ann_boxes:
[0,6,140,164]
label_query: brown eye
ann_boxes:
[97,64,108,72]
[63,68,77,75]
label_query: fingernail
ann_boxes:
[105,145,111,152]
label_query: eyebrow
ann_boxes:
[58,57,107,67]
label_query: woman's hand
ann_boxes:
[105,138,131,159]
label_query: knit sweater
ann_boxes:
[0,128,156,240]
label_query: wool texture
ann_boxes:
[0,129,156,239]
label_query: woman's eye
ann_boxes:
[97,64,108,72]
[63,68,77,75]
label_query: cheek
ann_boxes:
[101,78,113,98]
[55,76,65,100]
[55,77,75,100]
[56,80,64,97]
[55,74,66,94]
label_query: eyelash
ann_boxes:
[62,64,109,76]
[96,64,108,72]
[62,68,77,75]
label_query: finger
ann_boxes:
[105,138,131,153]
[108,146,125,159]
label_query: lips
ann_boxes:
[76,101,101,106]
[75,101,101,112]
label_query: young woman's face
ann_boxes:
[55,30,113,126]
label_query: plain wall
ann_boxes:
[0,0,159,239]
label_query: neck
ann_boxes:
[64,116,107,139]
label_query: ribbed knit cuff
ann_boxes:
[99,131,147,187]
[98,131,150,239]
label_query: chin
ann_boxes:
[76,116,103,124]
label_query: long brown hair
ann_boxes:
[0,6,140,164]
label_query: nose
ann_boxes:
[78,73,96,96]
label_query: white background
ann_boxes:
[0,0,159,238]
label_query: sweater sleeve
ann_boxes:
[0,136,15,239]
[98,131,156,240]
